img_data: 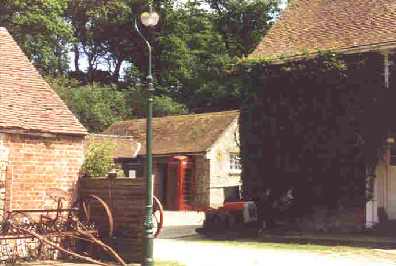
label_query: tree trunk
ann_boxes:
[73,44,80,72]
[112,59,123,81]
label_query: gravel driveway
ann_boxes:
[154,238,396,266]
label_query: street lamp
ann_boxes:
[135,5,159,266]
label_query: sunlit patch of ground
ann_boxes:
[155,236,396,266]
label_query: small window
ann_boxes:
[229,153,241,171]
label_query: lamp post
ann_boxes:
[135,5,159,266]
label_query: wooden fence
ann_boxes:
[79,177,145,264]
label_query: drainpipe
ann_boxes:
[384,51,391,211]
[0,134,9,215]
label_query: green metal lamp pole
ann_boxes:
[135,6,159,266]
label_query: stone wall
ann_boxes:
[193,155,210,208]
[2,133,85,212]
[295,206,365,232]
[207,119,241,208]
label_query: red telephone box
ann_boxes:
[166,156,194,210]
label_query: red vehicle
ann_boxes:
[202,201,258,232]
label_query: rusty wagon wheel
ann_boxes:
[79,194,114,239]
[153,195,164,238]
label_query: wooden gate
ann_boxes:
[79,178,145,264]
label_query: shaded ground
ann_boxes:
[159,225,202,239]
[158,210,204,239]
[257,232,396,249]
[16,262,96,266]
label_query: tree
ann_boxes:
[49,77,131,132]
[48,76,188,132]
[67,0,153,82]
[156,0,280,111]
[0,0,73,75]
[1,0,280,125]
[206,0,280,57]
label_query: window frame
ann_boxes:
[229,152,241,174]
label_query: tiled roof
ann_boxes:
[103,110,239,155]
[85,134,141,159]
[0,28,87,136]
[250,0,396,60]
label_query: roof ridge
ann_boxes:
[250,0,396,61]
[103,109,239,155]
[0,27,87,135]
[114,110,240,125]
[90,133,135,139]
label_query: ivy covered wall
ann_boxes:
[238,52,395,220]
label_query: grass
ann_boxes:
[175,235,396,261]
[182,235,356,251]
[155,261,186,266]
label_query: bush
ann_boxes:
[81,142,115,177]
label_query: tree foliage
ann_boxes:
[0,0,73,75]
[49,77,131,132]
[48,77,188,132]
[4,0,280,130]
[207,0,279,57]
[239,53,389,219]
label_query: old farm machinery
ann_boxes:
[0,189,164,265]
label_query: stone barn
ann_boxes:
[0,27,87,217]
[242,0,396,231]
[104,111,241,210]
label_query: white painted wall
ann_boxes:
[207,119,241,208]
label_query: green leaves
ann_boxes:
[207,0,280,57]
[82,141,115,177]
[49,76,188,132]
[240,53,388,212]
[0,0,73,75]
[6,0,279,129]
[49,77,131,132]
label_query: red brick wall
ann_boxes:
[3,133,84,211]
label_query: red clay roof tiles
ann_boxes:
[0,28,87,136]
[251,0,396,60]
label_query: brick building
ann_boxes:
[0,28,87,217]
[104,111,240,210]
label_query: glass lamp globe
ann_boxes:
[140,11,160,27]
